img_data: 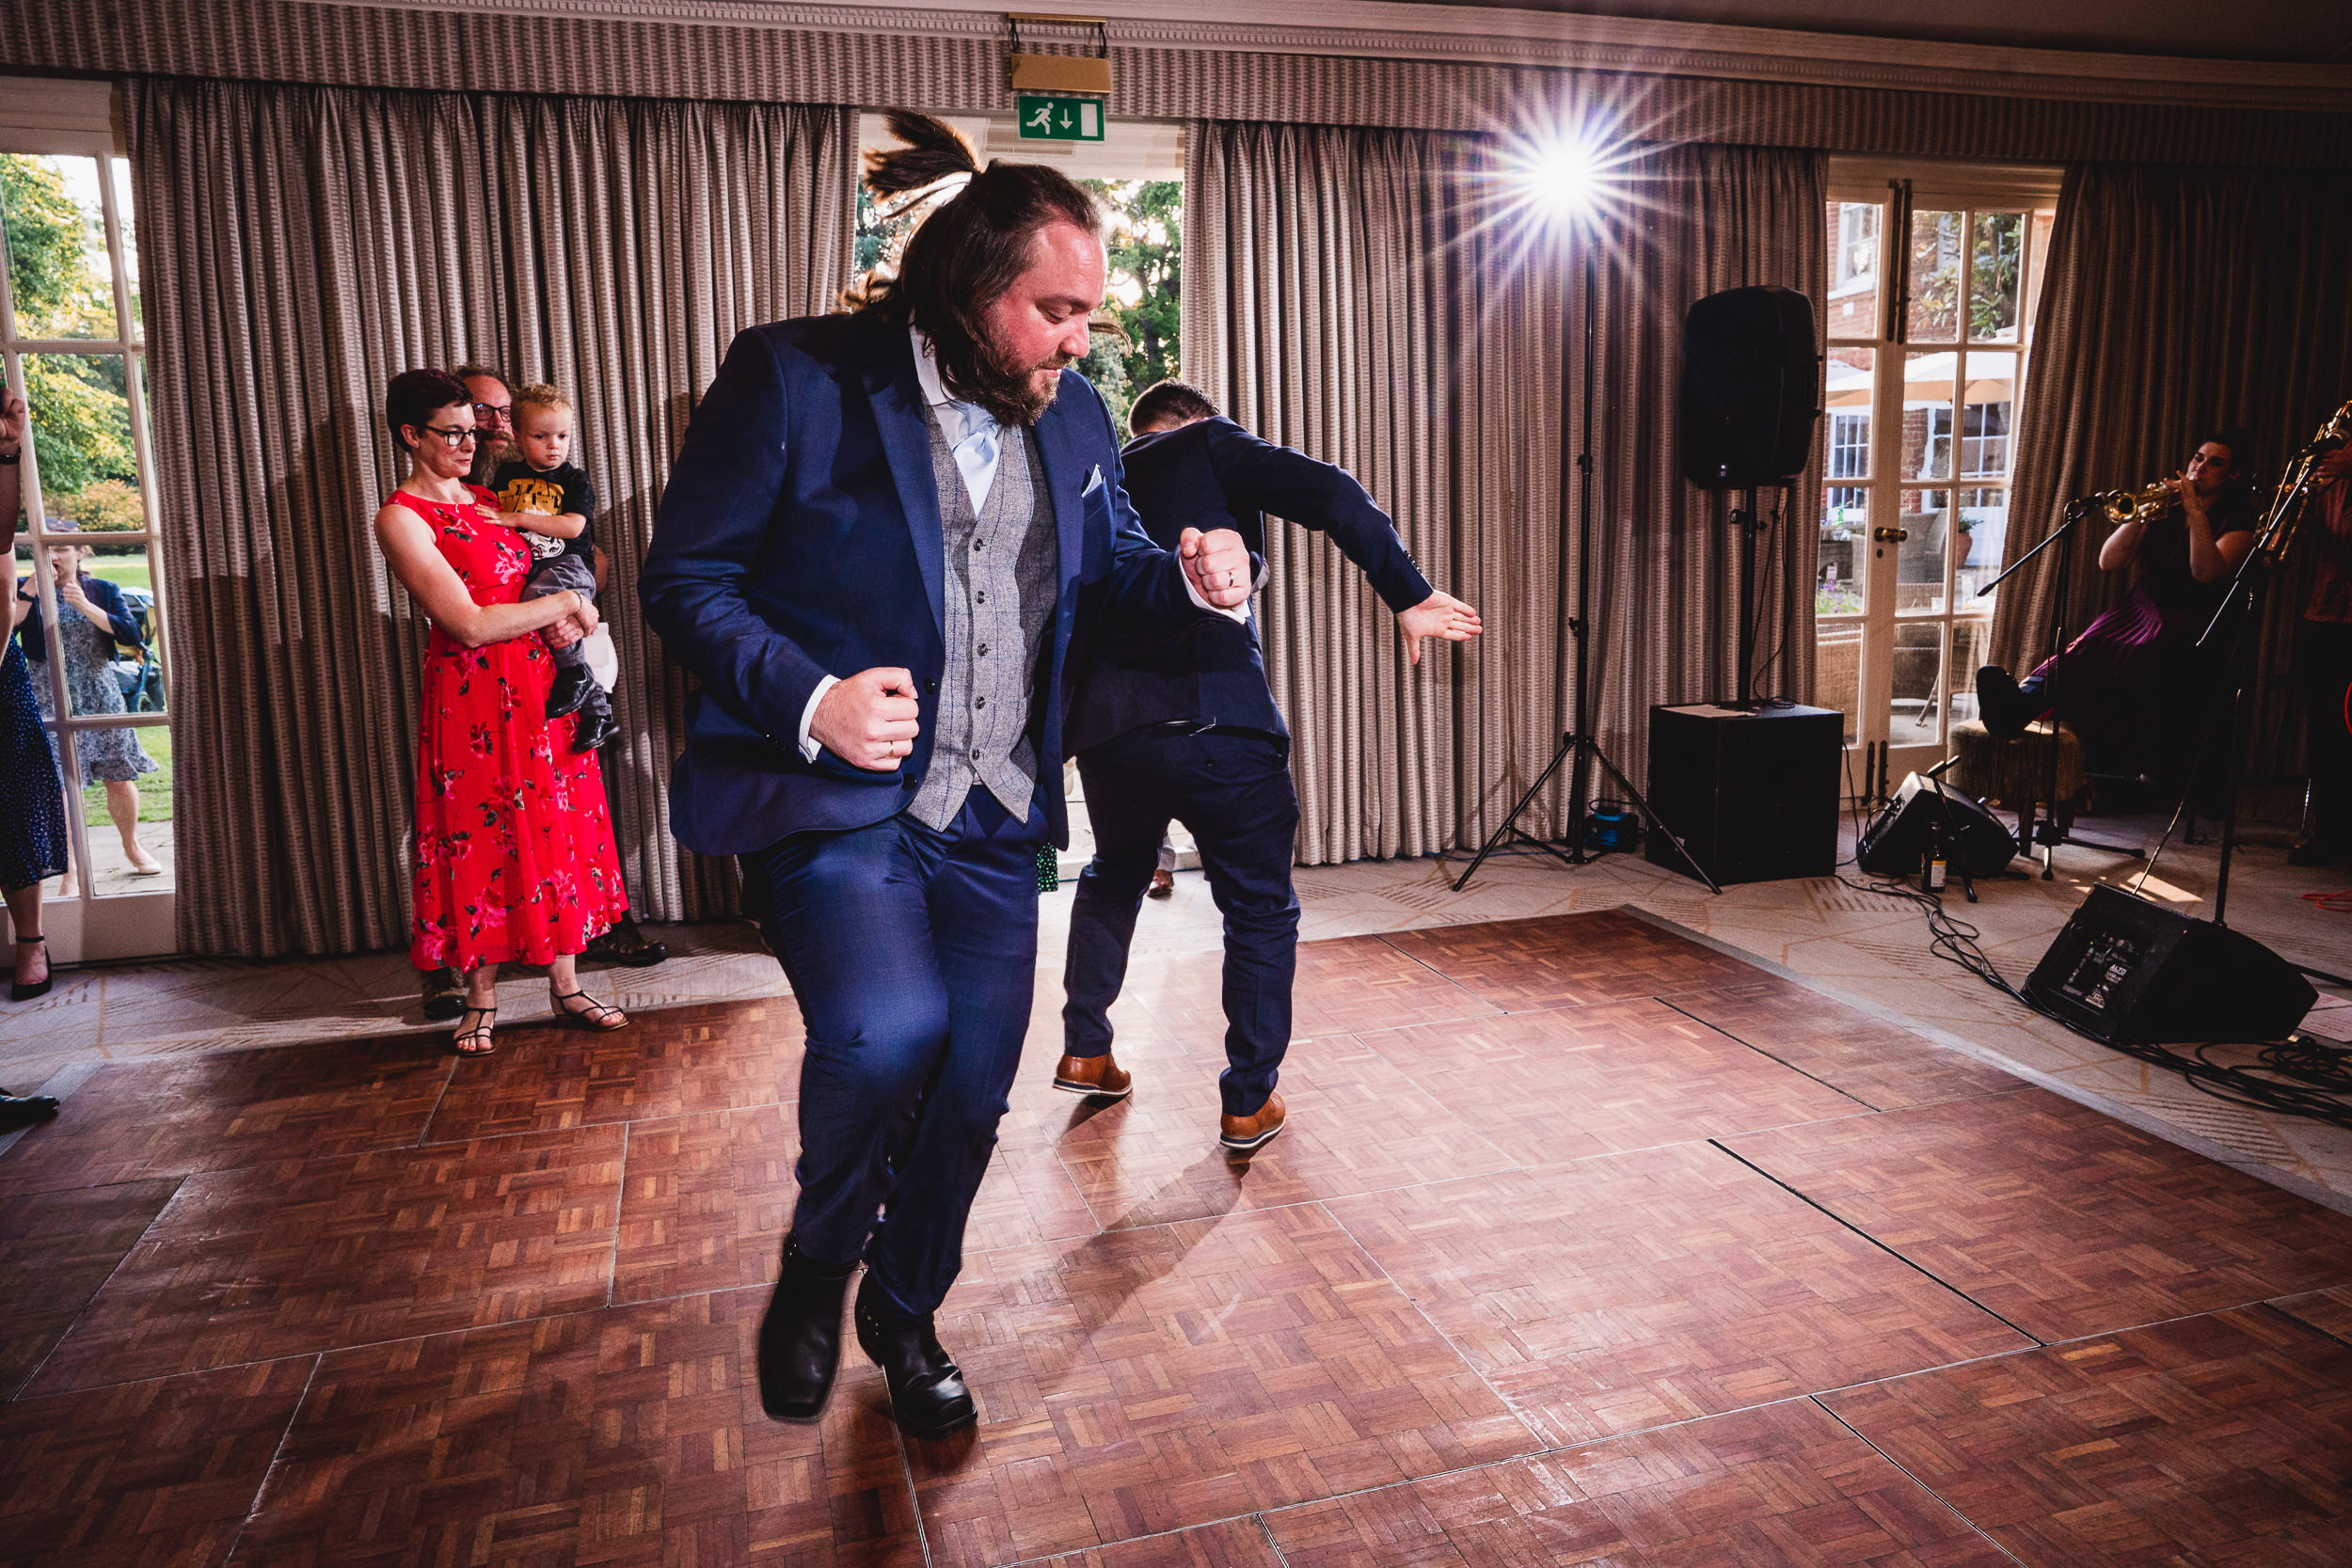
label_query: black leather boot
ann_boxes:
[853,1273,977,1439]
[755,1236,858,1421]
[545,664,596,720]
[1975,665,2042,739]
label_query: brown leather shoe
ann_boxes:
[1218,1090,1286,1154]
[1147,868,1174,899]
[1053,1051,1133,1100]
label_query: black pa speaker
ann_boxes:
[1645,703,1841,885]
[2023,883,2316,1044]
[1680,285,1820,487]
[1857,773,2019,879]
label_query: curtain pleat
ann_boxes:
[1187,123,1822,863]
[130,79,851,957]
[19,3,2352,166]
[1993,163,2352,782]
[1185,122,1486,864]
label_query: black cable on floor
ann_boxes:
[1836,868,2352,1132]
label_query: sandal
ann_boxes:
[452,1004,498,1056]
[550,989,628,1032]
[10,937,51,1002]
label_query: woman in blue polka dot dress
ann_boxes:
[1,385,68,1008]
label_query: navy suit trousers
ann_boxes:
[742,789,1044,1316]
[1063,728,1301,1117]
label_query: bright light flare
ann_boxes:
[1523,136,1603,217]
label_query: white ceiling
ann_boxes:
[1414,0,2352,62]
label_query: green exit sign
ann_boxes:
[1015,95,1104,142]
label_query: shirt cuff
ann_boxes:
[797,673,839,763]
[1179,558,1251,624]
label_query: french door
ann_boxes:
[2,105,176,963]
[1817,169,2058,792]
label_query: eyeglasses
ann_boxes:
[419,425,481,447]
[472,402,513,422]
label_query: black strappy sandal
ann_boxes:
[550,989,628,1032]
[452,1004,498,1056]
[10,937,51,1002]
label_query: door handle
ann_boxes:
[1872,526,1910,543]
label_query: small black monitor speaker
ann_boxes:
[1857,773,2020,879]
[2023,884,2315,1045]
[1681,285,1820,487]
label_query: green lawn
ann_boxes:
[86,559,152,594]
[79,720,171,825]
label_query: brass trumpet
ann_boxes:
[2100,481,2176,525]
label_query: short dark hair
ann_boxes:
[1130,379,1217,435]
[386,369,470,454]
[857,111,1102,425]
[453,361,511,392]
[2200,427,2253,468]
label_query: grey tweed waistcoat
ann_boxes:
[907,410,1059,831]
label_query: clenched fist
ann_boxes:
[1178,526,1253,609]
[813,666,921,771]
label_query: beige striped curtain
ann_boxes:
[131,79,851,957]
[1186,122,1823,861]
[1184,122,1493,863]
[1992,163,2352,782]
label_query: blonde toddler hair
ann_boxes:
[514,383,572,425]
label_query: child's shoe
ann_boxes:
[546,665,596,720]
[570,707,617,753]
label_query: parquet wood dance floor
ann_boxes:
[5,909,2352,1566]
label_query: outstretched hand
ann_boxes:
[1178,526,1253,609]
[1397,589,1483,666]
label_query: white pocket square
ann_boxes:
[1082,465,1104,497]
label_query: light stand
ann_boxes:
[1454,238,1715,894]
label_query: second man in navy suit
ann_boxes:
[1055,381,1482,1152]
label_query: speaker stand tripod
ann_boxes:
[1454,242,1716,895]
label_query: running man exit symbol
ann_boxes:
[1014,94,1104,142]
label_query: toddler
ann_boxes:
[491,384,613,752]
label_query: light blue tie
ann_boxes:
[950,418,999,514]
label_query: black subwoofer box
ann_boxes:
[1645,703,1841,886]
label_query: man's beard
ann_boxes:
[943,335,1077,428]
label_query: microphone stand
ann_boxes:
[1977,495,2139,877]
[1921,753,1979,903]
[2185,447,2352,987]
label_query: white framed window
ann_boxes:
[3,76,176,958]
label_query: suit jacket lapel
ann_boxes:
[863,332,946,634]
[1031,381,1089,665]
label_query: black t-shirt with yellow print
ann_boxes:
[488,458,596,564]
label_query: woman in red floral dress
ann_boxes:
[373,370,630,1054]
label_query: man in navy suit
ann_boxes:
[641,146,1254,1438]
[1054,380,1481,1153]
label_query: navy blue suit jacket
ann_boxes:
[641,310,1208,855]
[1065,416,1434,754]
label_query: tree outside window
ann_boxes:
[1,155,140,531]
[851,176,1182,435]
